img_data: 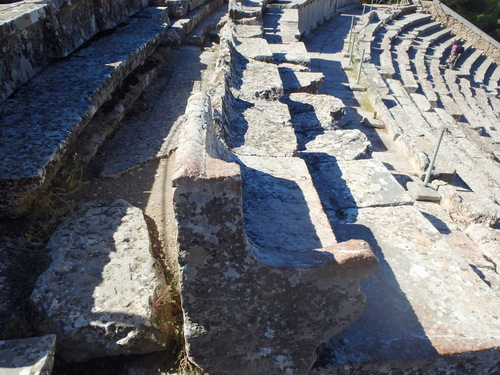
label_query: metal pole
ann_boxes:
[347,15,354,56]
[357,49,365,83]
[362,4,366,18]
[349,36,355,63]
[423,128,446,186]
[370,0,374,13]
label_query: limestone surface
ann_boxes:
[0,335,56,375]
[30,200,169,362]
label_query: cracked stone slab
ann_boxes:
[234,58,284,100]
[226,99,297,157]
[279,69,325,94]
[0,335,56,375]
[299,158,413,212]
[284,92,345,132]
[234,37,274,62]
[268,42,311,66]
[315,205,500,373]
[30,200,170,362]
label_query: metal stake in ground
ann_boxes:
[357,49,365,84]
[423,128,446,186]
[347,15,354,55]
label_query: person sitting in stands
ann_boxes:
[447,39,464,69]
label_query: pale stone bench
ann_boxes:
[0,7,170,216]
[170,92,377,375]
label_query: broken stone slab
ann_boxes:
[235,36,274,62]
[30,200,170,362]
[314,205,500,373]
[465,223,500,272]
[0,335,56,375]
[220,92,297,157]
[279,69,325,94]
[0,7,170,217]
[170,92,377,374]
[438,184,500,230]
[229,0,266,21]
[284,92,345,132]
[268,42,311,66]
[300,130,372,161]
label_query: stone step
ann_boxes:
[456,49,484,77]
[474,56,495,85]
[224,97,297,157]
[313,204,500,374]
[263,7,300,43]
[30,199,170,362]
[184,1,227,45]
[487,64,500,92]
[268,41,311,66]
[0,6,170,217]
[386,79,433,135]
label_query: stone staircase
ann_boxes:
[2,0,500,374]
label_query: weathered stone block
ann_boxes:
[0,335,56,375]
[170,92,377,374]
[31,200,170,362]
[0,1,49,103]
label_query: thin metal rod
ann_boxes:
[423,128,446,186]
[362,4,366,18]
[347,15,354,55]
[357,49,365,83]
[349,36,355,63]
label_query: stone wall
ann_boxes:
[297,0,358,38]
[0,0,150,104]
[421,0,500,64]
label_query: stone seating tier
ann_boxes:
[0,6,170,216]
[0,0,151,104]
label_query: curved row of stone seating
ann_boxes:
[366,4,500,150]
[0,0,223,217]
[353,4,500,244]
